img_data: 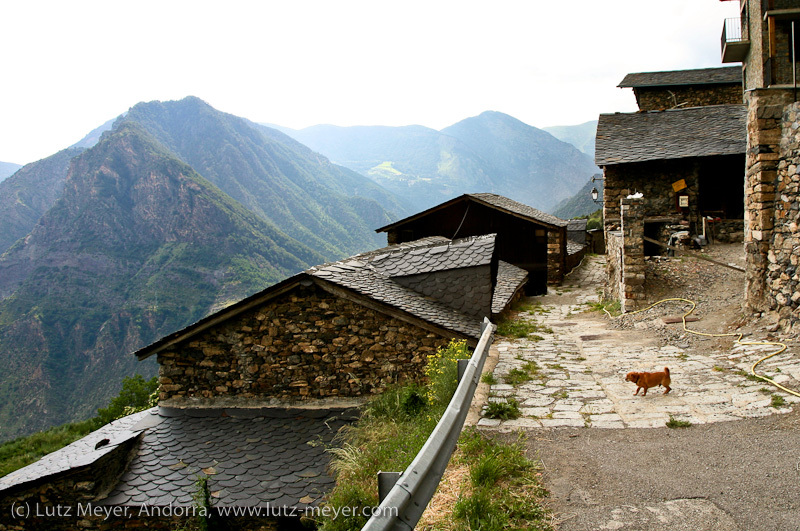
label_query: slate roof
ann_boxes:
[567,219,587,232]
[308,235,497,339]
[0,410,152,495]
[595,105,746,166]
[101,407,357,509]
[467,193,569,228]
[376,193,568,233]
[491,261,528,315]
[618,66,742,88]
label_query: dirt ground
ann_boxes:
[503,244,800,530]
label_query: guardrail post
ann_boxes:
[377,472,402,503]
[457,358,470,383]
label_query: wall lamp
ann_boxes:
[590,173,603,204]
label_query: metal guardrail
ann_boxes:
[362,317,494,531]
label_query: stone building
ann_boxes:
[0,234,523,530]
[720,0,800,326]
[596,104,747,254]
[376,193,571,294]
[618,66,742,111]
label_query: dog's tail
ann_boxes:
[664,367,670,376]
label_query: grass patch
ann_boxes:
[712,365,725,372]
[735,370,762,382]
[552,390,569,399]
[666,415,692,429]
[771,394,787,408]
[503,360,541,386]
[318,340,470,530]
[448,429,552,531]
[505,368,531,386]
[587,300,621,316]
[484,399,521,420]
[481,372,498,386]
[0,418,99,478]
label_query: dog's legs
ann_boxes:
[664,386,671,394]
[634,387,641,396]
[642,387,648,396]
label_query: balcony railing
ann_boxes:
[721,17,750,63]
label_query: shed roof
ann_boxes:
[376,193,568,233]
[618,66,742,88]
[594,105,746,166]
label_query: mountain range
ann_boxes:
[0,98,403,440]
[271,111,599,212]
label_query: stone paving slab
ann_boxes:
[478,256,800,430]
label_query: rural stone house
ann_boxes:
[0,234,524,530]
[596,68,747,255]
[617,66,742,111]
[376,193,572,295]
[719,0,800,329]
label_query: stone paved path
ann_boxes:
[478,255,800,430]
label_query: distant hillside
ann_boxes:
[277,111,598,213]
[543,120,598,158]
[441,112,598,212]
[0,148,84,254]
[123,97,403,257]
[551,176,604,219]
[0,162,22,182]
[0,123,324,440]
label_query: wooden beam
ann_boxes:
[642,236,745,272]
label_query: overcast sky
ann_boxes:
[1,0,739,165]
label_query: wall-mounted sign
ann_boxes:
[672,179,687,192]
[679,195,689,208]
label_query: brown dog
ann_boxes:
[625,367,671,396]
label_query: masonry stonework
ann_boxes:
[743,89,795,312]
[604,197,646,311]
[634,85,742,111]
[602,160,699,233]
[157,284,452,405]
[547,229,566,285]
[766,101,800,333]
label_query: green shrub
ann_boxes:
[484,399,521,420]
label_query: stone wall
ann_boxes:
[605,231,623,303]
[706,219,745,243]
[766,101,800,332]
[602,160,699,232]
[157,283,452,405]
[634,85,742,111]
[547,228,566,284]
[604,197,646,311]
[744,89,795,312]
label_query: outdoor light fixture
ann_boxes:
[590,173,603,204]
